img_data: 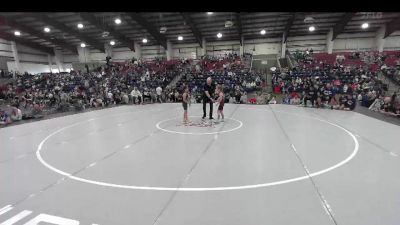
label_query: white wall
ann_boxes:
[2,30,400,74]
[113,47,136,61]
[287,35,327,53]
[141,45,166,60]
[244,42,281,55]
[384,31,400,50]
[172,43,200,59]
[89,50,107,62]
[333,32,376,52]
[68,34,400,65]
[7,61,49,74]
[63,54,79,64]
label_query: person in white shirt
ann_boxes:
[121,92,129,104]
[107,92,113,105]
[130,87,142,104]
[240,92,247,103]
[11,107,22,121]
[269,97,277,104]
[156,86,163,103]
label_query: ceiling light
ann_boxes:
[361,23,369,29]
[207,12,213,15]
[178,36,183,41]
[142,38,148,43]
[260,29,266,35]
[110,40,115,46]
[77,23,84,29]
[115,18,122,25]
[80,43,86,48]
[44,27,50,33]
[309,26,315,32]
[14,31,21,36]
[217,33,222,38]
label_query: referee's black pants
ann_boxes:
[202,98,213,119]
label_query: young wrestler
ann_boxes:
[215,85,225,122]
[182,85,190,124]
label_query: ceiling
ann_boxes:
[0,12,399,55]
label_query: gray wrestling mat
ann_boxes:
[0,103,399,225]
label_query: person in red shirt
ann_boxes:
[215,85,225,122]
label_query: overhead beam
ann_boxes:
[331,12,356,41]
[384,16,400,38]
[0,15,78,54]
[236,13,243,46]
[28,13,105,52]
[181,13,203,48]
[125,13,167,49]
[283,13,296,43]
[0,31,54,55]
[79,13,135,51]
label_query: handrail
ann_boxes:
[249,54,254,72]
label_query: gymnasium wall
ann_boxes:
[112,47,136,61]
[286,34,327,53]
[172,43,200,59]
[0,38,73,74]
[244,38,282,55]
[2,30,400,74]
[73,32,400,65]
[333,32,376,52]
[383,31,400,50]
[6,62,63,74]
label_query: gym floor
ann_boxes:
[1,103,399,225]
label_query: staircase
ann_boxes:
[250,54,278,94]
[243,54,252,71]
[285,50,297,69]
[278,58,288,68]
[167,73,185,89]
[378,71,400,94]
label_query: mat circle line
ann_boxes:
[155,116,243,135]
[36,109,359,192]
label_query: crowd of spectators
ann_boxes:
[273,49,400,117]
[177,53,263,104]
[0,59,186,125]
[1,54,265,126]
[0,70,16,79]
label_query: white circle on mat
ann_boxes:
[36,109,359,192]
[155,116,243,135]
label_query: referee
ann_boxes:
[202,77,215,120]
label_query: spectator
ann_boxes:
[156,86,163,103]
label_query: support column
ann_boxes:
[326,28,334,54]
[47,54,53,73]
[10,41,21,76]
[105,44,113,58]
[239,36,244,57]
[77,46,90,63]
[134,42,142,59]
[375,25,386,53]
[166,41,173,60]
[54,48,64,72]
[201,38,207,57]
[281,33,287,58]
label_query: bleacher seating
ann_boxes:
[0,54,266,126]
